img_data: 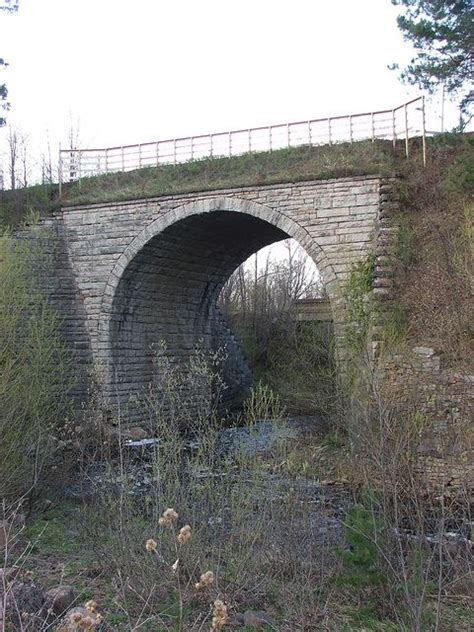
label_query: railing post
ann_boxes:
[392,109,396,147]
[421,96,427,167]
[328,118,332,144]
[121,146,125,171]
[58,143,62,198]
[173,139,177,165]
[404,103,409,158]
[308,120,312,146]
[69,149,76,182]
[138,144,142,169]
[371,112,375,141]
[287,123,290,148]
[248,129,251,153]
[156,141,160,166]
[269,126,272,152]
[228,131,232,157]
[104,148,108,173]
[210,134,213,158]
[190,137,194,160]
[349,115,353,143]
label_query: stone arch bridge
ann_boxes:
[43,175,395,419]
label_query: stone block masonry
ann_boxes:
[384,348,474,490]
[41,175,387,419]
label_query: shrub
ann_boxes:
[340,503,383,589]
[0,227,71,500]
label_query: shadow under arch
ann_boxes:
[97,196,343,419]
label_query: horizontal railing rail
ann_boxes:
[59,96,426,190]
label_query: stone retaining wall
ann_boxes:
[384,347,473,490]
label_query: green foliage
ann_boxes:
[0,229,72,499]
[344,606,399,631]
[243,381,284,424]
[0,2,19,13]
[344,255,376,351]
[0,183,59,229]
[233,317,338,416]
[381,301,409,347]
[0,3,18,126]
[442,137,474,194]
[0,57,8,127]
[322,430,345,449]
[392,0,473,126]
[339,504,383,588]
[24,508,78,555]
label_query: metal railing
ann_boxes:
[59,97,426,188]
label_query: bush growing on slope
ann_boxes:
[0,227,71,500]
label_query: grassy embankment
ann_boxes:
[1,140,399,226]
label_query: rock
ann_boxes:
[413,346,435,357]
[56,606,102,631]
[226,613,245,627]
[0,578,44,626]
[126,426,148,441]
[243,610,276,628]
[44,585,76,615]
[227,610,276,629]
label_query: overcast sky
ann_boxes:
[0,0,458,168]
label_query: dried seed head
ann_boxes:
[195,570,214,590]
[177,524,192,544]
[145,538,158,552]
[85,600,98,613]
[158,508,179,528]
[211,599,228,630]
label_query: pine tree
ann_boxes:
[392,0,473,128]
[0,58,9,127]
[0,1,19,126]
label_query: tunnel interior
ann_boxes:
[108,210,290,421]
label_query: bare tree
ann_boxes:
[221,239,321,323]
[5,126,31,189]
[18,131,30,188]
[40,129,54,185]
[6,125,18,190]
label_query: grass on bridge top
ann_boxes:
[1,139,403,227]
[62,139,399,206]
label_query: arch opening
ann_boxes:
[102,201,339,424]
[219,238,335,416]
